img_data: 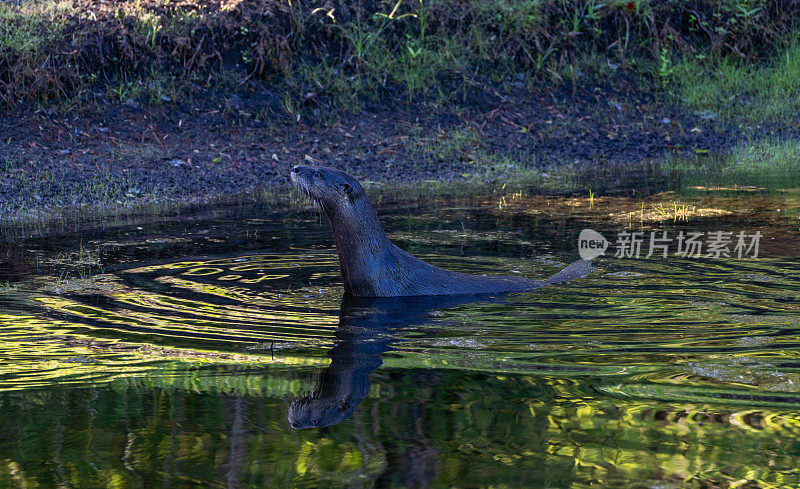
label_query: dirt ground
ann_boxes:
[0,82,790,216]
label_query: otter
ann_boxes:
[290,165,591,297]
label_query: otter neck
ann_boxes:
[323,199,394,295]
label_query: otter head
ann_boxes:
[290,165,367,212]
[288,396,355,429]
[289,165,389,296]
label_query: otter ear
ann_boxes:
[340,183,354,199]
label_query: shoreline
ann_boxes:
[4,82,795,233]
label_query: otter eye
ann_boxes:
[341,183,351,193]
[313,171,321,178]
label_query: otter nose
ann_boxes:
[292,165,300,173]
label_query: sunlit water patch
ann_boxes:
[37,253,344,349]
[0,195,799,487]
[17,246,800,402]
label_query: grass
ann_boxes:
[0,0,75,104]
[0,194,216,241]
[3,0,800,236]
[677,140,800,191]
[673,41,800,121]
[2,0,800,114]
[410,135,800,201]
[2,147,797,249]
[0,0,69,53]
[0,164,567,241]
[106,68,186,104]
[0,164,135,214]
[406,127,579,191]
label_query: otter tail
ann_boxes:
[545,259,594,285]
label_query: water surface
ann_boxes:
[1,192,799,487]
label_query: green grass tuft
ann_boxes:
[0,0,69,53]
[678,140,800,191]
[674,41,800,121]
[4,0,800,112]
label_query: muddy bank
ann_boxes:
[0,83,796,221]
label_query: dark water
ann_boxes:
[1,193,799,488]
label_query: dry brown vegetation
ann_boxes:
[2,0,799,108]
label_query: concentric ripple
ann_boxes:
[1,197,800,487]
[11,246,800,407]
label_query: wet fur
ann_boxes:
[291,165,591,297]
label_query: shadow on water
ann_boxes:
[0,193,799,486]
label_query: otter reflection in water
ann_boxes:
[288,294,504,429]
